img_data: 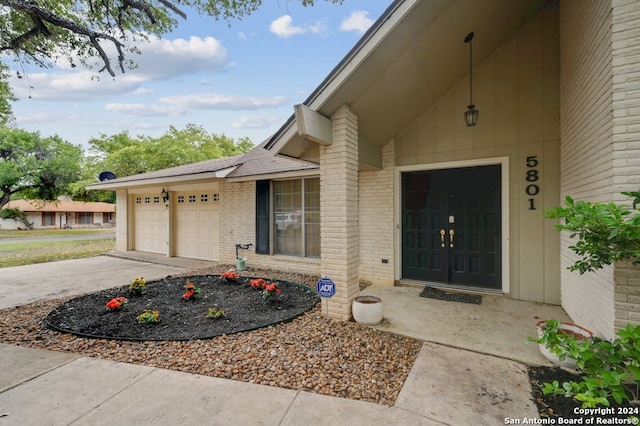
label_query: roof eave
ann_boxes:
[265,0,415,154]
[85,168,237,191]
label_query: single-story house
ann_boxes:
[87,0,640,339]
[1,199,116,229]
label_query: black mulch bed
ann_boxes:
[529,366,636,421]
[45,275,319,341]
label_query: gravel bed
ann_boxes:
[0,265,423,406]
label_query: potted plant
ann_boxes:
[532,319,593,368]
[533,191,640,408]
[352,295,383,326]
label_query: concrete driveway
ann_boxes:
[0,255,188,309]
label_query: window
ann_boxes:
[78,212,92,224]
[272,178,320,257]
[102,212,112,223]
[42,212,55,226]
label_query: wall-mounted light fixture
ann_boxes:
[161,188,169,203]
[464,32,479,127]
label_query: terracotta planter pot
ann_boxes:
[352,295,383,326]
[536,320,593,368]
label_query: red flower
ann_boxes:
[250,278,266,289]
[183,290,195,300]
[221,271,238,280]
[106,297,127,311]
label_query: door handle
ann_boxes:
[440,229,445,247]
[449,229,454,248]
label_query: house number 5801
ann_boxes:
[526,156,540,210]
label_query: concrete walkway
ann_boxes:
[0,253,565,425]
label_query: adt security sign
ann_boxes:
[316,277,336,298]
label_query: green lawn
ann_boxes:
[0,229,115,268]
[0,228,114,238]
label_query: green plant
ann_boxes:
[206,307,225,319]
[545,192,640,274]
[0,208,33,229]
[129,277,146,295]
[529,320,592,363]
[136,309,160,324]
[261,282,281,301]
[538,323,640,408]
[105,296,127,311]
[182,279,200,300]
[249,278,281,300]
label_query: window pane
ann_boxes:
[304,178,320,258]
[272,178,320,257]
[273,180,302,256]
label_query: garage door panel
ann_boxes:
[176,191,219,261]
[134,195,166,254]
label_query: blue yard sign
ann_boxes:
[316,277,336,298]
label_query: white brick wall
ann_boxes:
[610,0,640,331]
[559,0,616,338]
[217,180,321,276]
[320,105,360,320]
[359,140,395,286]
[115,190,128,251]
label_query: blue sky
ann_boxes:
[6,1,392,149]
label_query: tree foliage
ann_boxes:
[0,63,15,126]
[70,124,253,200]
[0,127,83,209]
[0,207,32,229]
[1,0,342,77]
[545,192,640,274]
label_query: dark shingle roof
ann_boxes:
[87,140,317,188]
[226,140,317,178]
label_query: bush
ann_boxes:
[545,191,640,274]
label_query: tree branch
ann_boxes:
[0,0,187,76]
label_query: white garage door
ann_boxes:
[134,194,167,254]
[176,191,219,261]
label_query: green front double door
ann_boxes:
[401,165,502,290]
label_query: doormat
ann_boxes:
[419,286,482,305]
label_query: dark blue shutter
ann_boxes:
[256,180,270,254]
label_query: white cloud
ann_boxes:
[9,70,139,101]
[106,93,288,117]
[133,87,155,95]
[7,35,228,101]
[130,35,227,81]
[270,15,306,38]
[104,103,181,117]
[160,93,287,111]
[309,20,329,35]
[232,115,282,129]
[340,10,373,34]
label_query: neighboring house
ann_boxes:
[87,0,640,339]
[0,200,116,229]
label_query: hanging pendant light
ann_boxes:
[464,32,479,127]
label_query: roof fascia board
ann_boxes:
[304,0,418,110]
[85,170,231,190]
[226,169,319,183]
[265,0,417,153]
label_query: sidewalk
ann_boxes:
[0,254,547,425]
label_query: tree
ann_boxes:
[545,192,640,274]
[0,0,341,77]
[0,63,15,126]
[0,207,33,229]
[0,127,83,209]
[75,124,252,194]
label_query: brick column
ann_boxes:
[115,190,128,251]
[320,105,359,320]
